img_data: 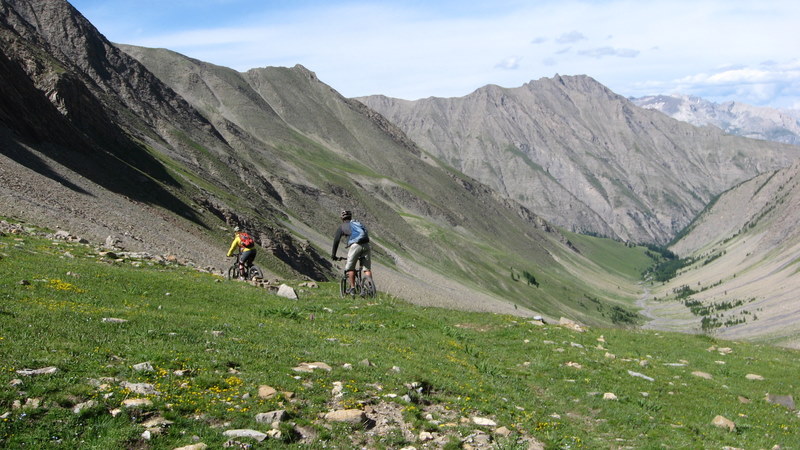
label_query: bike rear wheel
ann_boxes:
[361,276,376,298]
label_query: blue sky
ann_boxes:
[69,0,800,110]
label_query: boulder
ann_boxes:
[277,284,299,300]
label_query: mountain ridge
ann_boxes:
[359,76,800,244]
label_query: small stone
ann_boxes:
[122,398,152,408]
[258,385,277,399]
[121,382,158,395]
[132,362,154,372]
[745,374,764,381]
[692,371,713,380]
[292,362,332,373]
[222,429,268,442]
[102,317,128,324]
[627,370,655,382]
[16,366,58,376]
[712,415,735,431]
[419,431,434,441]
[765,394,795,410]
[472,417,497,426]
[255,410,287,424]
[603,393,618,400]
[73,400,98,414]
[495,426,512,436]
[173,444,208,450]
[323,409,367,425]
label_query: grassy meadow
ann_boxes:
[1,226,799,448]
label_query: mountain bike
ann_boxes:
[335,257,376,298]
[227,251,263,281]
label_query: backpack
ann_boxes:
[239,232,255,248]
[347,220,369,246]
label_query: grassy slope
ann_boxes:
[2,228,799,448]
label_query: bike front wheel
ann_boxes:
[340,275,348,298]
[227,265,239,280]
[248,265,263,280]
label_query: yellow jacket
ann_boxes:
[226,234,256,257]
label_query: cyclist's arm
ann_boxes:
[331,226,343,259]
[226,236,240,257]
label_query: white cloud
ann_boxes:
[496,57,522,70]
[555,31,587,44]
[577,47,640,59]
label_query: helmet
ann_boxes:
[233,226,241,232]
[340,210,352,220]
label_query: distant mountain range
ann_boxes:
[631,94,800,146]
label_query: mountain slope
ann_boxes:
[641,159,800,347]
[359,77,800,244]
[631,94,800,146]
[0,0,649,326]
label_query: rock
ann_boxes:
[627,370,655,382]
[173,444,208,450]
[472,417,497,426]
[712,415,736,431]
[258,385,277,399]
[603,393,618,400]
[299,281,318,288]
[54,230,71,240]
[132,362,154,372]
[255,410,287,424]
[558,317,586,332]
[359,359,374,367]
[293,362,332,373]
[691,371,713,380]
[121,382,159,395]
[141,416,173,428]
[419,431,434,441]
[222,429,268,442]
[495,426,512,437]
[101,317,128,323]
[277,284,298,300]
[122,398,152,408]
[72,400,98,414]
[324,409,367,425]
[16,366,58,376]
[745,373,765,381]
[565,361,582,369]
[765,394,795,410]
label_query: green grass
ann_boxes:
[2,229,799,448]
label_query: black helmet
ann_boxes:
[340,210,352,220]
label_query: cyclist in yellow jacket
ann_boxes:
[227,226,257,277]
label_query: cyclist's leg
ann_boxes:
[360,244,372,278]
[344,244,360,289]
[241,249,256,268]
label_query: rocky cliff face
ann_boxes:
[631,94,800,146]
[360,76,800,244]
